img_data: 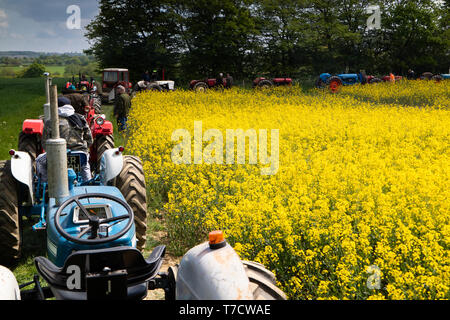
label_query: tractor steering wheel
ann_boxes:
[55,193,134,245]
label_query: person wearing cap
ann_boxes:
[114,85,131,131]
[37,97,94,182]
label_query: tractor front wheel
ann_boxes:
[113,156,148,251]
[243,260,287,300]
[0,161,21,267]
[315,78,326,89]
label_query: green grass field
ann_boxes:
[0,65,67,78]
[0,77,166,286]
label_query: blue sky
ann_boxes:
[0,0,99,53]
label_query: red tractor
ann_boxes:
[101,68,133,102]
[82,99,115,169]
[381,74,403,82]
[190,78,231,92]
[252,77,292,89]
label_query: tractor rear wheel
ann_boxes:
[243,261,287,300]
[0,161,21,267]
[369,77,382,84]
[114,156,147,251]
[432,75,443,82]
[193,82,208,92]
[18,132,40,164]
[92,96,102,114]
[148,84,163,92]
[258,79,273,89]
[327,76,342,93]
[96,134,115,167]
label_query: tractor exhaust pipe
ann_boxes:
[47,85,69,204]
[43,72,51,122]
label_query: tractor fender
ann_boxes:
[319,73,331,82]
[10,151,34,205]
[99,148,124,184]
[22,119,44,136]
[0,266,20,300]
[176,241,253,300]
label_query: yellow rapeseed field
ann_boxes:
[127,80,450,300]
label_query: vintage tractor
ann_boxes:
[189,77,231,92]
[252,77,293,89]
[316,72,381,93]
[381,74,403,82]
[101,68,133,103]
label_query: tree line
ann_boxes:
[85,0,449,83]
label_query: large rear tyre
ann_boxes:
[148,84,163,92]
[432,75,443,82]
[0,161,21,267]
[258,79,274,89]
[95,134,115,167]
[369,77,382,84]
[327,76,342,93]
[193,82,208,92]
[114,156,148,251]
[92,96,102,114]
[243,261,287,300]
[18,132,40,164]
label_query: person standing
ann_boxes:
[407,69,416,80]
[114,85,131,132]
[142,70,150,82]
[226,73,233,89]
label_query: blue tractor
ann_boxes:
[316,72,381,92]
[0,80,287,300]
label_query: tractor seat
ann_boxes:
[34,245,165,300]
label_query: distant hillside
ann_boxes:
[0,51,84,58]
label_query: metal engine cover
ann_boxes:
[176,241,253,300]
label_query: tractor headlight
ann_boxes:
[95,116,104,125]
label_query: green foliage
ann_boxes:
[19,62,46,78]
[85,0,449,81]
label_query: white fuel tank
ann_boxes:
[176,234,253,300]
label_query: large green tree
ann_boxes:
[85,0,449,82]
[175,0,258,79]
[85,0,181,82]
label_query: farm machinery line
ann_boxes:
[0,77,286,300]
[315,72,403,93]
